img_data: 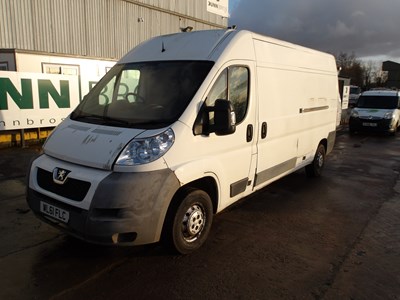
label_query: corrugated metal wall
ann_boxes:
[0,0,227,59]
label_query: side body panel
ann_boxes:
[165,60,258,212]
[252,36,338,190]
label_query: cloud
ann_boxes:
[329,20,355,38]
[351,10,365,17]
[229,0,400,62]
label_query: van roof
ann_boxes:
[118,29,335,66]
[119,29,235,63]
[362,90,400,97]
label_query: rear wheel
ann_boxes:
[164,189,213,254]
[305,143,326,177]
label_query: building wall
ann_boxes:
[382,61,400,89]
[0,0,228,147]
[0,0,227,60]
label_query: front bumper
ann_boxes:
[27,155,180,245]
[349,117,395,133]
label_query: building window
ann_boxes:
[0,62,8,71]
[42,63,79,75]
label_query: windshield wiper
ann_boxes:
[72,113,172,128]
[72,114,132,126]
[102,116,132,126]
[72,114,104,121]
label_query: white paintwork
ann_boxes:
[43,119,146,170]
[29,29,339,242]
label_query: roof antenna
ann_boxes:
[161,41,165,52]
[180,26,193,32]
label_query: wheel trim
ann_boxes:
[181,204,205,243]
[317,151,324,168]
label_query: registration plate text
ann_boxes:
[40,201,69,223]
[362,122,377,127]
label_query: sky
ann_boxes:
[228,0,400,64]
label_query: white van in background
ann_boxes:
[349,90,400,135]
[27,29,339,254]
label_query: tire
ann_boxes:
[305,143,326,178]
[163,189,213,254]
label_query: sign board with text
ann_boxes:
[207,0,229,18]
[0,71,80,130]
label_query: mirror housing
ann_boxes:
[213,99,236,135]
[193,99,236,136]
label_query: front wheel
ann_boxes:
[164,189,213,254]
[305,143,326,177]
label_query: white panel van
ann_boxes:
[349,90,400,135]
[27,29,339,254]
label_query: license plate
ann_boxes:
[40,201,70,223]
[362,122,377,127]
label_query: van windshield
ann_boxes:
[71,61,214,129]
[357,96,399,109]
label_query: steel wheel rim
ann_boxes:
[181,204,205,242]
[317,151,324,168]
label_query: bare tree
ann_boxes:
[336,52,364,87]
[374,70,388,87]
[336,52,389,89]
[362,61,379,89]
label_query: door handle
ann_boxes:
[261,122,267,139]
[246,124,253,142]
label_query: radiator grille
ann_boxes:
[37,168,91,201]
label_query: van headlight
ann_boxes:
[115,128,175,166]
[383,112,394,120]
[350,110,359,118]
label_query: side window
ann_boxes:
[205,66,249,124]
[229,66,249,123]
[206,69,228,107]
[205,70,227,125]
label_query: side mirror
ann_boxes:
[213,99,236,135]
[193,99,236,136]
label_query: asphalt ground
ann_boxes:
[0,128,399,299]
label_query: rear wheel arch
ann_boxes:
[305,141,326,178]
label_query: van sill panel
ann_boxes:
[255,157,297,186]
